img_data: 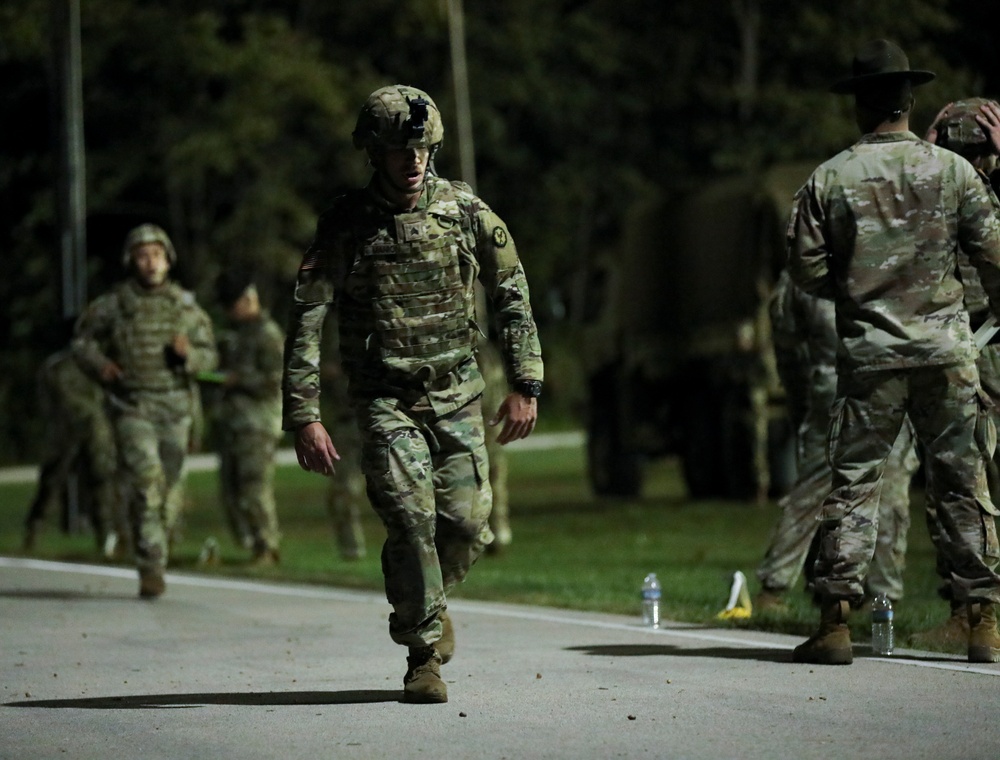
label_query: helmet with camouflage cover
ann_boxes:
[935,98,999,157]
[121,223,176,267]
[352,85,444,156]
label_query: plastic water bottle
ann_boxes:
[871,594,894,656]
[641,573,662,628]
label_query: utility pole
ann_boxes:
[53,0,87,320]
[447,0,487,322]
[52,0,87,533]
[447,0,477,191]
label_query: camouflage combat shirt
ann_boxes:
[216,311,284,436]
[283,175,543,429]
[73,279,218,395]
[787,131,1000,373]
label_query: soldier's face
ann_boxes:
[378,146,429,197]
[131,243,170,288]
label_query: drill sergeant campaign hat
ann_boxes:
[830,39,935,94]
[121,223,176,267]
[352,85,444,157]
[831,39,935,118]
[935,98,1000,157]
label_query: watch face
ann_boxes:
[516,380,542,398]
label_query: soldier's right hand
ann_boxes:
[294,421,340,476]
[99,361,124,383]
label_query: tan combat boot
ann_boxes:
[250,547,280,567]
[403,646,447,704]
[910,600,968,653]
[434,610,455,665]
[752,588,789,614]
[139,569,166,599]
[967,601,1000,663]
[792,598,853,665]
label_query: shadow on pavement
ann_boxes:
[4,690,402,709]
[566,643,791,663]
[0,589,136,602]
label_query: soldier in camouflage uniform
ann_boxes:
[788,40,1000,665]
[283,85,543,703]
[754,270,920,612]
[478,337,512,552]
[912,98,1000,649]
[214,271,285,565]
[22,345,121,555]
[319,324,369,561]
[73,224,218,598]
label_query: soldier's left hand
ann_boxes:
[977,101,1000,155]
[491,392,537,445]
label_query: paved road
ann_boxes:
[1,557,998,760]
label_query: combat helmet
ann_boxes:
[121,223,176,267]
[936,98,999,157]
[352,85,444,156]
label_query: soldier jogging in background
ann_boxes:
[787,39,1000,666]
[319,316,369,561]
[212,270,285,565]
[73,224,218,599]
[22,338,122,557]
[753,270,919,613]
[478,336,513,552]
[283,85,544,703]
[912,97,1000,650]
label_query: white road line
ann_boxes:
[3,556,998,677]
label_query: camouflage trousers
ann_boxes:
[756,420,918,600]
[111,389,192,574]
[25,407,120,546]
[358,395,493,648]
[485,419,510,546]
[928,345,1000,601]
[814,363,1000,604]
[325,413,367,559]
[479,340,510,547]
[218,428,282,553]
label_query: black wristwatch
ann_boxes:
[513,379,542,399]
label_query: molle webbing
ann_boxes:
[116,285,188,392]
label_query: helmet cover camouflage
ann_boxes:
[936,98,999,156]
[352,85,444,153]
[121,223,177,267]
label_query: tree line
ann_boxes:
[0,0,994,461]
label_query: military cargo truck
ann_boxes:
[580,162,816,500]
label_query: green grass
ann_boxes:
[0,443,958,651]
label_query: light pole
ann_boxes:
[52,0,87,533]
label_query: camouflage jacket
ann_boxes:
[769,269,837,429]
[787,131,1000,373]
[215,311,284,436]
[38,348,107,433]
[956,168,1000,326]
[283,175,543,429]
[73,279,218,396]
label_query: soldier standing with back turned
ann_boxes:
[73,224,218,598]
[787,40,1000,665]
[283,85,543,703]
